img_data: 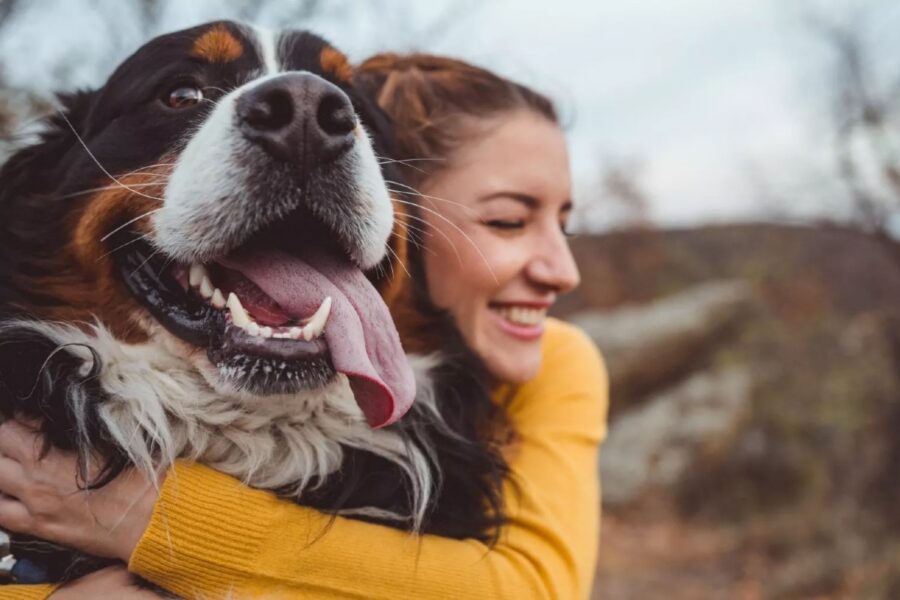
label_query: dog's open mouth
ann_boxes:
[112,210,413,428]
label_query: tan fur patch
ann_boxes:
[320,47,353,82]
[191,24,244,63]
[20,166,173,343]
[380,201,410,310]
[379,197,443,356]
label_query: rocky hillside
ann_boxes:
[566,224,900,599]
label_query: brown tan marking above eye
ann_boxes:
[320,46,353,82]
[191,24,243,63]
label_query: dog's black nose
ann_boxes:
[236,73,356,166]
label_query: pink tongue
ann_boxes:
[221,249,415,428]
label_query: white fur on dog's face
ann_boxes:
[136,25,398,401]
[154,72,393,271]
[151,67,393,396]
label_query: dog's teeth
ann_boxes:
[259,326,273,338]
[211,288,226,309]
[289,327,302,339]
[189,263,207,288]
[227,292,250,328]
[200,276,214,299]
[246,321,260,337]
[304,296,332,340]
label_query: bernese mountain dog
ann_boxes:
[0,21,506,586]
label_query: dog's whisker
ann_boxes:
[57,110,169,203]
[385,243,411,280]
[375,155,447,164]
[392,199,498,284]
[58,183,164,201]
[385,181,473,212]
[99,208,162,243]
[382,250,396,280]
[117,161,178,175]
[399,211,463,266]
[397,220,433,240]
[394,220,434,250]
[379,160,428,175]
[391,229,434,256]
[130,247,161,278]
[97,232,153,261]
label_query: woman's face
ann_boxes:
[419,110,580,384]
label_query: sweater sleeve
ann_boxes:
[0,585,56,600]
[129,319,608,600]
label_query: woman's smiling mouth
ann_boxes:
[488,302,549,340]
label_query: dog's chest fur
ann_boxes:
[11,320,432,503]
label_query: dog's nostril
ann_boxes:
[238,73,356,166]
[243,89,294,131]
[317,93,356,137]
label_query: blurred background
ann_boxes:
[1,0,899,597]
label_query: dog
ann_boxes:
[0,21,507,586]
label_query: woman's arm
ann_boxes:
[131,319,608,599]
[0,319,607,599]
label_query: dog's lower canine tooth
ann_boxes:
[246,321,260,337]
[305,296,332,339]
[227,292,250,328]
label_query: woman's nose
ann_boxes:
[526,229,580,293]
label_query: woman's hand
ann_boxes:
[49,566,162,599]
[0,419,160,562]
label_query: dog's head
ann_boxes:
[0,21,414,428]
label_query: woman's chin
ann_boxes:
[480,336,543,385]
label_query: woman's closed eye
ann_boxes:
[484,219,525,230]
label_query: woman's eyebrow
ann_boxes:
[478,192,538,207]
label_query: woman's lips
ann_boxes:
[489,303,547,341]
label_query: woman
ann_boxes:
[0,54,608,599]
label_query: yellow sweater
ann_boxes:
[2,318,607,600]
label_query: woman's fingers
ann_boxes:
[0,493,31,533]
[0,420,42,464]
[0,440,32,533]
[0,455,25,498]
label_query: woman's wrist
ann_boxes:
[0,419,162,564]
[105,468,163,563]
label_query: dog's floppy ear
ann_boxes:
[0,89,96,203]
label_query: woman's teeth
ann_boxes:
[495,305,546,326]
[188,263,331,341]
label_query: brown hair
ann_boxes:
[354,53,558,190]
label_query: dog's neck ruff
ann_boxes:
[12,319,432,523]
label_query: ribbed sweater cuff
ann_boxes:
[0,584,56,600]
[129,461,276,596]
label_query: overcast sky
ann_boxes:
[2,0,899,228]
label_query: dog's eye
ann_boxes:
[165,85,203,109]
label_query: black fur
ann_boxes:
[0,21,507,589]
